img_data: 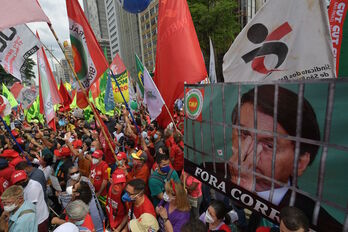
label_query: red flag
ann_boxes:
[66,0,108,108]
[37,32,62,131]
[59,80,72,111]
[0,0,50,31]
[90,81,100,100]
[10,82,23,99]
[154,0,207,127]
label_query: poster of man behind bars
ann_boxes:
[184,0,347,231]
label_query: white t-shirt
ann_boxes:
[24,179,49,224]
[39,165,52,181]
[113,131,124,142]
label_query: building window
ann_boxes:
[146,23,150,30]
[150,7,155,15]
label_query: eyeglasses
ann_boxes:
[70,171,79,175]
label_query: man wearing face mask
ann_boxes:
[66,200,93,231]
[106,169,127,231]
[118,179,156,232]
[11,170,49,232]
[0,185,37,232]
[131,150,150,185]
[53,146,74,190]
[149,152,180,207]
[90,150,109,198]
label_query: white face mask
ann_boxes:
[78,149,82,154]
[66,186,74,195]
[75,219,85,226]
[92,158,99,165]
[205,211,214,224]
[70,173,80,181]
[4,203,17,212]
[163,192,170,202]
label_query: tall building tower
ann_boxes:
[83,0,112,63]
[239,0,266,27]
[105,0,141,79]
[138,0,159,72]
[61,41,74,83]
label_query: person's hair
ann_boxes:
[43,153,53,166]
[127,178,145,193]
[165,181,190,211]
[164,128,173,139]
[231,85,320,165]
[209,200,231,225]
[173,131,183,144]
[126,139,135,148]
[66,200,89,221]
[181,219,207,232]
[68,166,79,174]
[280,206,309,231]
[75,181,92,205]
[156,152,169,164]
[1,185,23,200]
[15,161,30,170]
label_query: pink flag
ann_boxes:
[0,0,50,31]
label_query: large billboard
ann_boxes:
[184,79,348,231]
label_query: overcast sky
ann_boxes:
[27,0,84,68]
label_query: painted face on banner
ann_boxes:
[229,103,310,192]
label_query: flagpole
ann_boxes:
[163,103,178,132]
[109,70,140,134]
[48,24,117,161]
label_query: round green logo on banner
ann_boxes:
[186,89,203,120]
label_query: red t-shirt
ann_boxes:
[127,195,156,220]
[106,188,126,229]
[209,223,231,232]
[165,136,175,149]
[90,161,109,196]
[170,141,184,172]
[0,166,15,181]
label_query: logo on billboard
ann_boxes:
[185,88,203,120]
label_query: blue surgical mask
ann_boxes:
[160,165,170,173]
[75,219,85,226]
[90,147,96,152]
[154,134,159,140]
[121,192,133,202]
[58,119,66,126]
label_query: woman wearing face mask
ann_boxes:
[199,200,232,232]
[156,180,190,232]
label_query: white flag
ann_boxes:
[143,66,165,121]
[0,25,40,81]
[223,0,336,82]
[209,37,217,83]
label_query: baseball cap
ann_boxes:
[72,139,83,148]
[0,149,19,158]
[10,157,25,167]
[54,147,71,157]
[129,213,159,232]
[16,138,24,145]
[131,150,147,161]
[92,150,103,159]
[112,169,126,184]
[11,130,19,137]
[116,152,127,161]
[11,170,27,184]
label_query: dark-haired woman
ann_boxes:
[199,200,231,232]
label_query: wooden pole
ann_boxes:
[48,24,117,161]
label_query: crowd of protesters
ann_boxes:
[0,103,310,232]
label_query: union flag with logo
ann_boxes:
[185,88,204,122]
[223,0,336,82]
[66,0,108,108]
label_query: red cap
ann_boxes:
[10,157,25,167]
[72,139,83,148]
[11,170,27,184]
[16,138,24,145]
[0,149,19,158]
[92,150,103,159]
[11,130,19,137]
[54,147,71,157]
[112,169,126,184]
[116,152,127,161]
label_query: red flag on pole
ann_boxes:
[37,32,62,131]
[154,0,207,127]
[66,0,108,108]
[59,80,72,111]
[0,0,50,31]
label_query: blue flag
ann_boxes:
[104,73,115,111]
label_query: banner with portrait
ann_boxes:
[184,79,348,231]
